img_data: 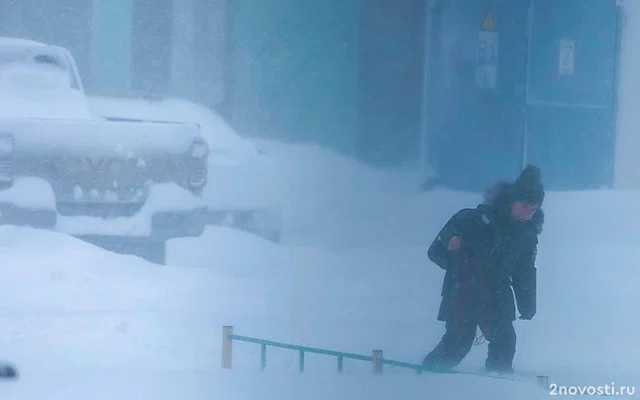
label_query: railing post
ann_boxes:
[260,344,267,371]
[337,356,343,373]
[222,326,233,369]
[372,350,383,374]
[299,350,305,373]
[536,375,549,389]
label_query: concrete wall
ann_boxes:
[228,0,361,154]
[0,0,92,83]
[168,0,228,109]
[357,0,426,167]
[90,0,227,110]
[614,0,640,189]
[91,0,133,90]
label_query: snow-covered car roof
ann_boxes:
[0,37,68,60]
[0,36,81,90]
[0,36,89,119]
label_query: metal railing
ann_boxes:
[220,325,555,392]
[222,325,444,374]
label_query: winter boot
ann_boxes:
[421,351,460,373]
[484,357,514,374]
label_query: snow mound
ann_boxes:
[0,369,553,400]
[255,140,421,192]
[0,225,238,375]
[250,140,426,245]
[3,131,640,399]
[539,188,640,245]
[168,226,283,275]
[0,226,191,313]
[0,177,56,209]
[255,135,640,249]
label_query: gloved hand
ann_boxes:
[447,236,461,251]
[518,311,535,320]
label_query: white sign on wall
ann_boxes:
[558,38,576,76]
[475,13,499,89]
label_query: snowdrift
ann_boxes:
[1,142,639,399]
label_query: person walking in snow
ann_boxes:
[421,165,544,374]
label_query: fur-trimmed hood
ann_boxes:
[481,181,545,234]
[483,181,512,207]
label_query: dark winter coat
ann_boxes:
[427,183,543,324]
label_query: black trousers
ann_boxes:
[422,316,516,371]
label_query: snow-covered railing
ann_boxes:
[221,325,411,374]
[221,325,554,392]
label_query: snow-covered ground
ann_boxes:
[0,141,639,399]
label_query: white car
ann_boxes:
[0,37,209,265]
[86,94,284,242]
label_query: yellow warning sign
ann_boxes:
[482,12,497,31]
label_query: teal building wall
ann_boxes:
[228,0,362,155]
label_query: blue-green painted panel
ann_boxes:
[91,0,133,90]
[229,0,361,154]
[525,0,620,189]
